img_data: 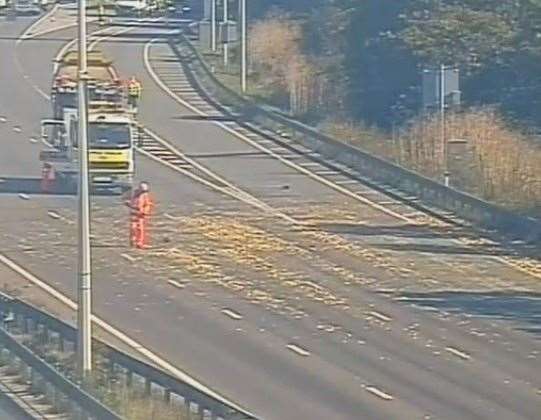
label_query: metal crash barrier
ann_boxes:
[171,34,541,244]
[0,293,258,420]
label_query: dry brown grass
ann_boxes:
[115,390,189,420]
[321,110,541,213]
[400,109,541,211]
[320,119,397,160]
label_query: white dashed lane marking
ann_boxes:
[168,279,185,289]
[367,311,392,322]
[121,253,137,263]
[221,308,243,320]
[286,344,310,357]
[47,211,61,220]
[365,386,394,401]
[445,347,471,361]
[18,193,30,200]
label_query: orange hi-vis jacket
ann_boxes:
[130,190,154,218]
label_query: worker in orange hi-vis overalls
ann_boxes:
[41,163,56,193]
[126,181,154,249]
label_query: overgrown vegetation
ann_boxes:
[201,0,541,213]
[20,334,189,420]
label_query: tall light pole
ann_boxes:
[210,0,217,51]
[440,64,450,186]
[223,0,228,67]
[240,0,247,93]
[77,0,92,376]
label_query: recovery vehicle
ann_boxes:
[41,49,138,193]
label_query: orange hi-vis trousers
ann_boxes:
[130,216,150,249]
[129,191,154,249]
[41,165,55,193]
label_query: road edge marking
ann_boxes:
[0,252,255,416]
[143,39,415,225]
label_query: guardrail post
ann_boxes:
[144,377,151,395]
[164,388,171,403]
[15,313,23,332]
[125,368,133,388]
[30,371,42,394]
[71,400,87,420]
[59,333,65,353]
[26,317,35,334]
[9,353,18,371]
[198,407,208,420]
[0,347,7,366]
[21,315,29,334]
[184,398,191,418]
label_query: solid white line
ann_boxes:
[144,40,415,224]
[17,4,60,42]
[365,386,394,401]
[221,308,243,320]
[367,311,392,322]
[121,253,137,263]
[167,279,185,289]
[137,128,299,225]
[0,253,253,416]
[286,343,310,357]
[445,346,471,361]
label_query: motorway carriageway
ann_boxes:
[0,12,540,420]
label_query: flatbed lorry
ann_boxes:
[41,49,137,193]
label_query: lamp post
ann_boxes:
[440,64,450,187]
[211,0,217,51]
[240,0,246,93]
[77,0,92,377]
[223,0,228,66]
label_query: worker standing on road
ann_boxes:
[127,76,142,112]
[125,181,154,249]
[41,163,56,193]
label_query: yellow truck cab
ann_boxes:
[40,104,137,193]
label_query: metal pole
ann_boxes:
[440,64,449,186]
[77,0,92,377]
[211,0,216,51]
[240,0,247,93]
[223,0,228,67]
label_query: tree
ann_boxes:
[399,2,516,71]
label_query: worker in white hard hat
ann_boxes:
[126,181,154,249]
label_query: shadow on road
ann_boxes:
[319,222,466,239]
[0,176,75,195]
[0,176,122,196]
[398,290,541,337]
[173,115,236,122]
[318,222,540,259]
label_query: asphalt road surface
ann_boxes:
[0,11,540,420]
